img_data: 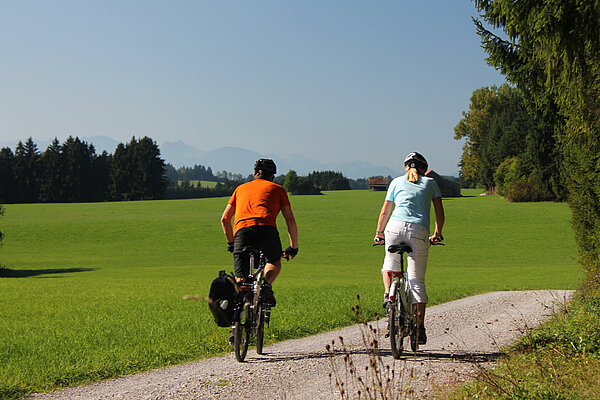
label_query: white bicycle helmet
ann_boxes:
[404,152,428,170]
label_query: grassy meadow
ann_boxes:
[0,189,581,398]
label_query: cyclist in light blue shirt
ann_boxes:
[386,173,441,228]
[374,152,445,346]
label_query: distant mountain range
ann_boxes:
[0,136,401,179]
[160,141,401,179]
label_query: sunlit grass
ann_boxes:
[0,190,581,398]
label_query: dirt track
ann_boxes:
[27,290,572,400]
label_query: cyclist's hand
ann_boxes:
[429,235,444,245]
[227,241,234,253]
[283,247,298,260]
[373,236,385,246]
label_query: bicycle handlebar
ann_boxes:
[372,237,445,247]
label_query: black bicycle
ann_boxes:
[232,246,271,362]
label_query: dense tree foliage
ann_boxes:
[283,173,322,195]
[164,164,217,183]
[455,84,563,200]
[0,204,4,251]
[474,0,600,284]
[283,170,299,193]
[0,136,166,203]
[307,171,351,191]
[282,170,351,194]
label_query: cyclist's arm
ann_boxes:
[220,204,236,243]
[432,196,444,239]
[281,205,298,249]
[375,201,394,241]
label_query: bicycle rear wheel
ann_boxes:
[389,284,404,359]
[234,306,252,362]
[410,323,419,352]
[256,304,265,355]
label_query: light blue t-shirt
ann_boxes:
[385,175,442,229]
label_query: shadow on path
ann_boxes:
[244,347,502,364]
[0,267,96,278]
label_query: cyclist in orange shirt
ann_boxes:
[220,159,299,307]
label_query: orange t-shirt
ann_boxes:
[228,179,291,234]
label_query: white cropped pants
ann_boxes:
[381,220,430,303]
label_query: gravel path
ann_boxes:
[27,290,572,400]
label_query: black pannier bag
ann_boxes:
[208,270,237,327]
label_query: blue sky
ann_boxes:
[1,1,504,176]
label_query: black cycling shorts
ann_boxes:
[233,225,283,278]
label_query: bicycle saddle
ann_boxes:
[387,244,413,254]
[242,246,259,254]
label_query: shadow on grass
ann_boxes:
[0,267,96,278]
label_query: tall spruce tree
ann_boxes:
[110,137,166,200]
[39,138,65,202]
[0,148,16,203]
[14,138,40,203]
[62,136,95,202]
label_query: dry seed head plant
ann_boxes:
[326,295,417,400]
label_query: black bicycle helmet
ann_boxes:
[254,158,277,175]
[404,152,428,170]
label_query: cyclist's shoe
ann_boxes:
[382,293,389,309]
[236,277,252,291]
[261,282,276,307]
[228,327,235,346]
[417,326,427,345]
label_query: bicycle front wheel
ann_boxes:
[234,306,252,362]
[389,286,404,359]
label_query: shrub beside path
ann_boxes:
[27,290,572,400]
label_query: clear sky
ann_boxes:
[1,1,504,176]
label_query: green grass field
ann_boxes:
[0,190,581,399]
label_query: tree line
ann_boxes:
[470,0,600,286]
[0,136,167,203]
[455,84,564,201]
[164,164,248,183]
[0,135,363,205]
[283,170,351,194]
[163,167,355,199]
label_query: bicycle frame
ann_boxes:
[376,238,444,358]
[233,250,265,313]
[389,271,414,315]
[386,244,418,357]
[232,247,270,362]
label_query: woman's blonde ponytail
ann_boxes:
[403,152,428,183]
[406,166,419,183]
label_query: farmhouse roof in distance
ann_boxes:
[368,176,388,191]
[425,170,462,197]
[369,172,461,197]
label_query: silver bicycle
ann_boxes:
[376,238,444,359]
[386,243,417,358]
